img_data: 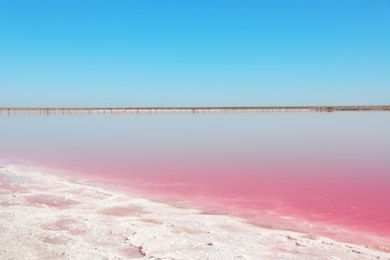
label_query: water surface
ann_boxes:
[1,112,389,247]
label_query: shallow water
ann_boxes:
[1,112,389,246]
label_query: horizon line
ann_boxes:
[1,105,390,115]
[2,105,390,108]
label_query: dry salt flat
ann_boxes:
[0,164,389,260]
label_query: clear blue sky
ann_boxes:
[1,0,389,107]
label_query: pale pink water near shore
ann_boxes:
[1,112,389,248]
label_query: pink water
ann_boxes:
[1,112,389,248]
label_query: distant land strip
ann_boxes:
[1,106,390,115]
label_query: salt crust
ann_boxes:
[0,164,389,260]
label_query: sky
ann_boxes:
[0,0,389,107]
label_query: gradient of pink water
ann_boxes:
[1,112,389,247]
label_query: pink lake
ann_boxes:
[1,112,389,248]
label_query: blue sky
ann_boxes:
[1,0,389,107]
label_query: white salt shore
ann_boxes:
[1,164,389,260]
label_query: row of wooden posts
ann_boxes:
[1,106,389,115]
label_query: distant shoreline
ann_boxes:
[1,106,390,115]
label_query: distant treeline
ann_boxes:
[1,106,389,115]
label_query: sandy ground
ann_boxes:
[0,164,389,260]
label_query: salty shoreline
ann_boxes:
[0,165,390,259]
[1,164,389,259]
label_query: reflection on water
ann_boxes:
[1,112,390,245]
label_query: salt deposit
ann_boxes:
[1,164,389,259]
